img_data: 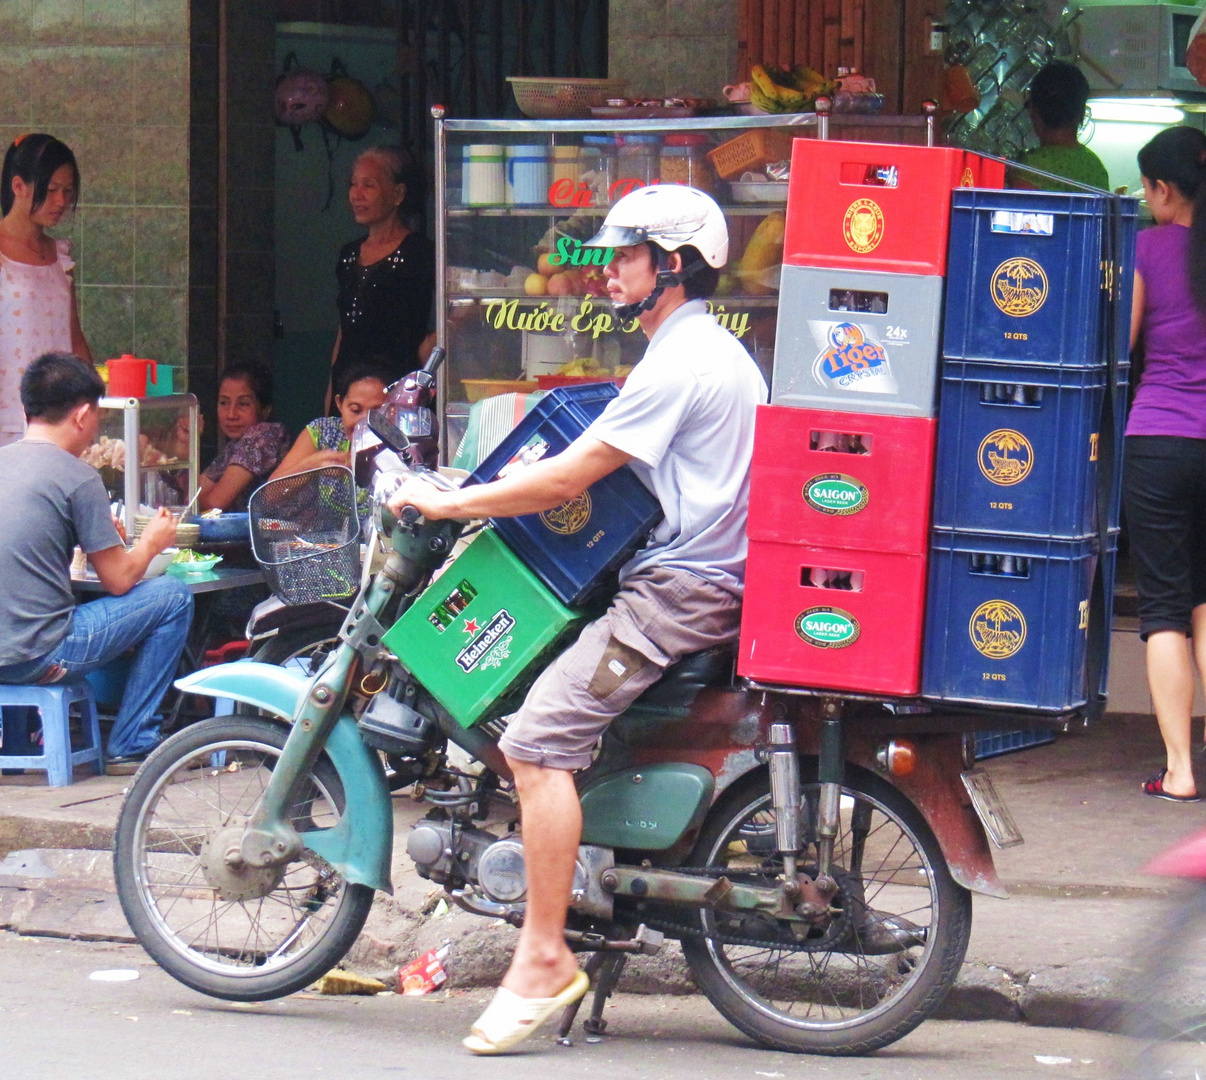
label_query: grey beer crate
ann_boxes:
[771,265,944,418]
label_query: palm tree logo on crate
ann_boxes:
[977,428,1034,486]
[990,257,1049,317]
[969,600,1027,660]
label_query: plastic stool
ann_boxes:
[0,682,104,786]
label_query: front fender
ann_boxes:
[176,662,393,894]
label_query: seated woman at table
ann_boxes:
[198,363,289,513]
[271,360,389,517]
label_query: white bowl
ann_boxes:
[144,548,177,578]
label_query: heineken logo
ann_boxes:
[455,609,516,673]
[804,473,869,516]
[794,607,860,649]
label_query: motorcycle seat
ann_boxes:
[630,644,735,710]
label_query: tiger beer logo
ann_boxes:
[969,600,1027,659]
[843,198,885,254]
[795,606,860,649]
[978,429,1033,487]
[804,474,869,516]
[816,323,890,383]
[990,257,1048,317]
[539,491,591,535]
[960,166,975,187]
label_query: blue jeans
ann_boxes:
[0,576,193,757]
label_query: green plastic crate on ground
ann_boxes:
[382,527,582,727]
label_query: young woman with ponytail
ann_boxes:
[1124,126,1206,801]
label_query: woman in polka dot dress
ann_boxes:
[0,134,91,447]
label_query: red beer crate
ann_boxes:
[738,539,928,695]
[748,405,936,554]
[783,140,1002,276]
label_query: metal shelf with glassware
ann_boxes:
[85,394,201,535]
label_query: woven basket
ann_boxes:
[507,76,627,120]
[707,128,797,181]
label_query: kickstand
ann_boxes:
[556,952,627,1046]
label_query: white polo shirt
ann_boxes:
[585,299,767,596]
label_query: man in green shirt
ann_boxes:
[1011,60,1110,192]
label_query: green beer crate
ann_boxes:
[382,527,582,727]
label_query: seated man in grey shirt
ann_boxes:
[0,353,192,773]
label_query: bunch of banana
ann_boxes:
[750,63,834,114]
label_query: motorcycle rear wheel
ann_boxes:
[113,716,375,1001]
[681,763,971,1055]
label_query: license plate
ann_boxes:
[961,769,1024,849]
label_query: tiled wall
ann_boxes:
[0,0,190,384]
[608,0,738,100]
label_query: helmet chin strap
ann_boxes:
[613,247,705,321]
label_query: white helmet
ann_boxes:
[583,184,729,267]
[583,185,728,317]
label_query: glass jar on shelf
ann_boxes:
[579,135,617,205]
[659,133,717,195]
[617,134,661,190]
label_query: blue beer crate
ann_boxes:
[944,188,1108,368]
[1096,527,1121,703]
[923,530,1098,712]
[932,360,1107,539]
[465,384,663,606]
[975,729,1056,760]
[1106,362,1129,531]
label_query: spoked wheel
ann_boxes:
[1114,883,1206,1079]
[113,716,374,1001]
[681,763,972,1055]
[251,626,342,673]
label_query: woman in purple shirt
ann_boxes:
[1125,126,1206,801]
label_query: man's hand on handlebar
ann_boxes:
[386,474,459,522]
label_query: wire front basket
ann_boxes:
[249,466,361,605]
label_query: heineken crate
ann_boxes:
[382,528,581,728]
[771,265,943,418]
[466,384,662,606]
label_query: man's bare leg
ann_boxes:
[501,756,583,998]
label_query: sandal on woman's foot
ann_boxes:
[1143,768,1202,803]
[463,969,590,1055]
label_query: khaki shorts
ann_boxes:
[498,566,742,771]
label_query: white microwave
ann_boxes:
[1074,3,1205,95]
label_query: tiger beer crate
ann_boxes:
[932,360,1108,540]
[771,265,943,417]
[922,530,1098,713]
[942,188,1127,368]
[738,539,928,696]
[782,140,1002,276]
[465,384,662,606]
[748,404,936,554]
[381,528,582,728]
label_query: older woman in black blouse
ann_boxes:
[329,146,436,408]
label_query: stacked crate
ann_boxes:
[922,189,1137,713]
[738,140,1003,695]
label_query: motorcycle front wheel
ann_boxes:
[681,763,972,1055]
[113,716,375,1001]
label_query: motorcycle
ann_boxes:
[113,387,1019,1056]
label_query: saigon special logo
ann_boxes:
[804,473,869,516]
[539,491,592,536]
[795,607,861,649]
[978,428,1034,487]
[990,257,1048,317]
[969,600,1027,659]
[842,198,885,254]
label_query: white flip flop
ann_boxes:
[463,969,590,1055]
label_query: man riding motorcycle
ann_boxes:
[387,184,768,1054]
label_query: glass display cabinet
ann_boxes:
[84,394,200,534]
[432,109,928,463]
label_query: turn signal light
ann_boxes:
[876,739,917,777]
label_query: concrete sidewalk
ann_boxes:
[0,708,1199,1031]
